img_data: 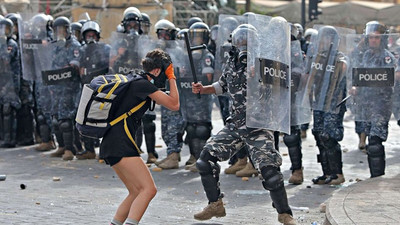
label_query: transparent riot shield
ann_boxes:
[300,26,350,114]
[109,32,141,75]
[0,30,20,106]
[291,40,311,126]
[214,15,245,81]
[80,42,110,84]
[137,35,157,62]
[246,14,291,134]
[18,14,50,81]
[346,33,398,123]
[172,40,213,123]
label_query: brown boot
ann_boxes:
[194,198,226,221]
[326,174,345,185]
[278,213,297,225]
[224,157,247,174]
[288,168,304,185]
[157,152,179,169]
[50,147,65,157]
[35,141,56,152]
[62,150,74,161]
[76,151,96,160]
[185,154,196,166]
[146,153,157,164]
[358,133,367,153]
[236,162,258,177]
[185,163,198,172]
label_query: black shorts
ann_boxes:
[103,155,140,167]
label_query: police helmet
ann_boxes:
[304,28,318,39]
[176,28,188,40]
[155,19,176,40]
[220,16,239,34]
[141,13,151,35]
[231,24,257,64]
[81,20,101,41]
[53,16,71,39]
[210,24,219,42]
[242,12,256,22]
[0,18,14,38]
[122,10,142,35]
[189,22,209,46]
[71,22,82,32]
[187,17,203,28]
[365,21,388,35]
[318,26,339,51]
[123,7,141,17]
[289,23,299,41]
[5,13,21,26]
[294,23,303,36]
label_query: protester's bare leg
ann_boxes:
[112,157,157,222]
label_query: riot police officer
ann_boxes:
[0,18,21,148]
[310,26,347,185]
[191,24,296,225]
[71,22,83,44]
[187,17,203,29]
[45,16,81,160]
[352,21,396,177]
[153,19,185,169]
[76,21,110,159]
[180,22,214,172]
[141,13,151,35]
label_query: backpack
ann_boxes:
[75,73,146,150]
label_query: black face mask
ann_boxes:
[145,71,167,89]
[230,46,247,67]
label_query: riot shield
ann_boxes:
[18,14,50,81]
[246,15,291,134]
[80,42,110,84]
[299,26,350,114]
[214,15,245,81]
[137,35,157,62]
[109,32,141,75]
[0,31,20,106]
[346,33,398,123]
[172,40,213,123]
[291,40,311,126]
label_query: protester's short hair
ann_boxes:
[142,48,171,72]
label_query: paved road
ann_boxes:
[1,106,399,224]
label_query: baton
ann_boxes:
[336,95,352,108]
[183,31,207,99]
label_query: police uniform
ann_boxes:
[49,37,81,154]
[0,37,21,147]
[179,49,214,159]
[359,48,396,177]
[196,55,293,216]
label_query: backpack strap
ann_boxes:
[109,100,147,154]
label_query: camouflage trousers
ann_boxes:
[203,123,282,170]
[313,110,345,141]
[161,106,185,155]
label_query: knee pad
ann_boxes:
[283,133,300,148]
[196,152,220,176]
[59,120,73,132]
[196,124,211,140]
[185,123,196,140]
[143,121,156,134]
[37,114,46,125]
[367,144,385,158]
[369,136,383,146]
[261,166,284,191]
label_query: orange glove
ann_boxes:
[165,64,176,80]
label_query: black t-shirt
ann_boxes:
[100,78,158,158]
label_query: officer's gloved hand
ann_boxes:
[165,63,176,80]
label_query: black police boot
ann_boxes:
[367,136,386,178]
